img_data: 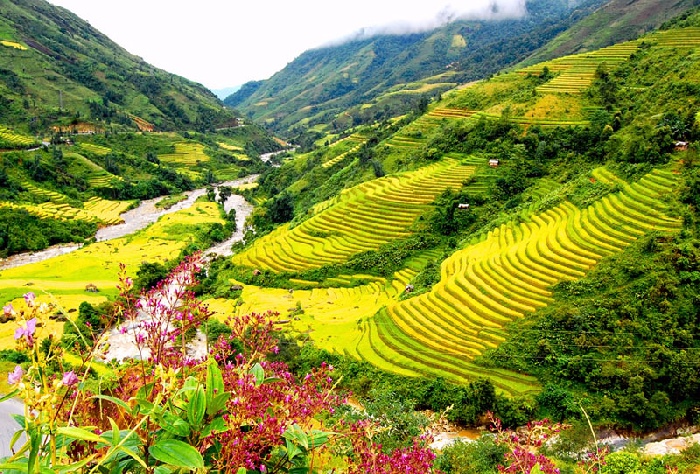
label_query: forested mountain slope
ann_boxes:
[0,0,234,132]
[225,0,608,138]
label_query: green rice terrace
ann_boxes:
[220,21,699,399]
[232,157,474,272]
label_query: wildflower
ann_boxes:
[62,371,79,387]
[7,365,23,384]
[15,318,36,341]
[23,292,36,307]
[3,303,14,316]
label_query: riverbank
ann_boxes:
[0,175,258,271]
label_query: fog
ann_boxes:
[327,0,528,45]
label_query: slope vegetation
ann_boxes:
[0,0,234,131]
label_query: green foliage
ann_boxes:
[268,193,295,224]
[435,437,505,474]
[62,301,111,352]
[0,207,96,257]
[346,234,440,277]
[357,390,432,452]
[135,262,170,291]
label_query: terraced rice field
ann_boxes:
[652,27,700,48]
[0,126,36,148]
[322,134,367,168]
[159,142,210,179]
[0,202,225,348]
[233,158,475,272]
[67,152,121,187]
[160,142,210,166]
[8,183,131,224]
[355,167,680,394]
[0,40,27,50]
[518,43,640,94]
[78,143,112,156]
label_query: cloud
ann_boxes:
[325,0,527,45]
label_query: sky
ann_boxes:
[49,0,526,91]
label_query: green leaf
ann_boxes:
[200,416,227,438]
[531,463,543,474]
[57,426,108,443]
[209,392,230,415]
[27,425,41,474]
[160,413,190,437]
[285,438,303,460]
[11,413,25,427]
[283,424,309,449]
[0,463,28,470]
[187,385,206,428]
[206,357,225,414]
[149,439,204,469]
[182,376,199,395]
[109,417,120,447]
[309,430,332,448]
[154,466,172,474]
[9,428,24,453]
[237,468,247,474]
[92,394,134,416]
[290,468,311,474]
[55,454,98,473]
[250,362,264,386]
[0,389,20,403]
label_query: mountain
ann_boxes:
[211,85,242,100]
[0,0,235,132]
[521,0,700,65]
[224,0,608,137]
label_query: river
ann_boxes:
[0,175,258,270]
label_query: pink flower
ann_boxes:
[23,292,36,307]
[7,365,23,384]
[2,303,14,316]
[14,318,36,341]
[62,371,79,387]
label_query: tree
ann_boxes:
[268,193,295,223]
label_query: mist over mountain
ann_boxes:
[328,0,529,45]
[225,0,607,138]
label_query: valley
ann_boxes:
[1,0,700,472]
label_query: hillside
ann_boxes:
[225,0,609,138]
[201,6,700,429]
[0,0,235,132]
[521,0,700,65]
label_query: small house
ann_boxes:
[489,158,500,167]
[675,141,689,151]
